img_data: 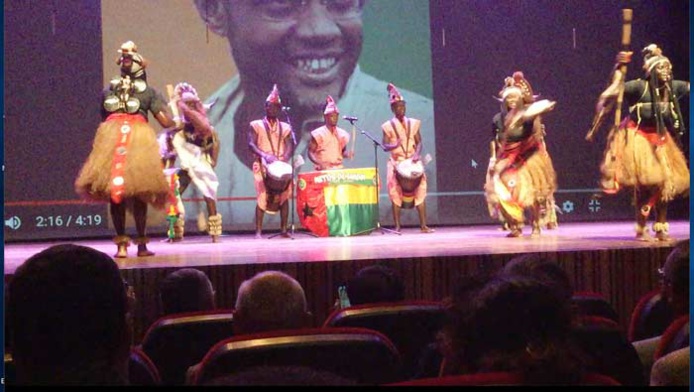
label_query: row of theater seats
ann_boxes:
[5,289,687,385]
[124,290,688,386]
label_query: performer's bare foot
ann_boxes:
[507,228,522,238]
[530,229,541,238]
[280,231,290,238]
[255,231,262,239]
[421,226,435,233]
[211,235,219,243]
[394,226,401,233]
[137,244,155,257]
[546,222,558,230]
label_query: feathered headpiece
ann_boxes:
[496,71,538,103]
[265,84,282,105]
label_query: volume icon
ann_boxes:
[5,216,21,230]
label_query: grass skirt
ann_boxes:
[75,115,169,209]
[600,122,689,202]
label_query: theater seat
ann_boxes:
[571,291,619,322]
[323,300,446,380]
[383,371,621,386]
[129,347,161,385]
[628,289,673,342]
[189,327,402,385]
[139,310,235,385]
[572,315,646,385]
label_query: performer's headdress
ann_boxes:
[116,41,147,77]
[388,83,406,104]
[174,82,200,103]
[642,44,671,77]
[496,71,538,104]
[265,84,282,105]
[323,95,339,115]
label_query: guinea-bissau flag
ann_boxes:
[297,167,378,237]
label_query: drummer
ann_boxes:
[307,95,353,171]
[381,83,434,233]
[248,84,294,239]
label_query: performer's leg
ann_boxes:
[133,198,155,257]
[110,201,129,258]
[255,205,264,239]
[634,187,652,242]
[392,203,401,232]
[653,200,671,242]
[205,197,222,243]
[417,202,435,233]
[279,201,290,237]
[500,209,522,238]
[530,201,541,238]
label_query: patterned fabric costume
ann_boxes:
[484,72,557,237]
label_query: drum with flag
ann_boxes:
[296,167,378,237]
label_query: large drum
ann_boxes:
[264,160,292,213]
[395,158,423,208]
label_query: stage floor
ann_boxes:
[4,221,689,275]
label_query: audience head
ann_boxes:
[7,244,132,385]
[346,264,405,305]
[453,275,585,384]
[501,253,573,303]
[234,270,311,334]
[660,239,689,316]
[159,268,216,315]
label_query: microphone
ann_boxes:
[343,116,358,122]
[282,106,291,112]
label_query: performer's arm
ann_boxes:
[381,127,400,152]
[411,133,423,162]
[206,129,220,168]
[307,137,321,167]
[595,51,632,114]
[282,131,293,162]
[248,126,276,164]
[342,133,354,159]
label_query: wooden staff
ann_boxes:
[613,9,633,129]
[586,9,632,141]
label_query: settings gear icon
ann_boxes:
[562,200,575,213]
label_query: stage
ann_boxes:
[4,220,689,344]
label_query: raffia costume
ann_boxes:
[484,72,557,237]
[598,45,689,240]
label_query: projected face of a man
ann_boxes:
[221,0,364,112]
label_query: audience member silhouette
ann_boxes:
[449,275,589,385]
[159,268,216,316]
[6,244,132,385]
[233,270,313,334]
[499,253,644,385]
[632,239,689,381]
[344,264,405,306]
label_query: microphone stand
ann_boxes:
[269,108,317,239]
[347,118,400,235]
